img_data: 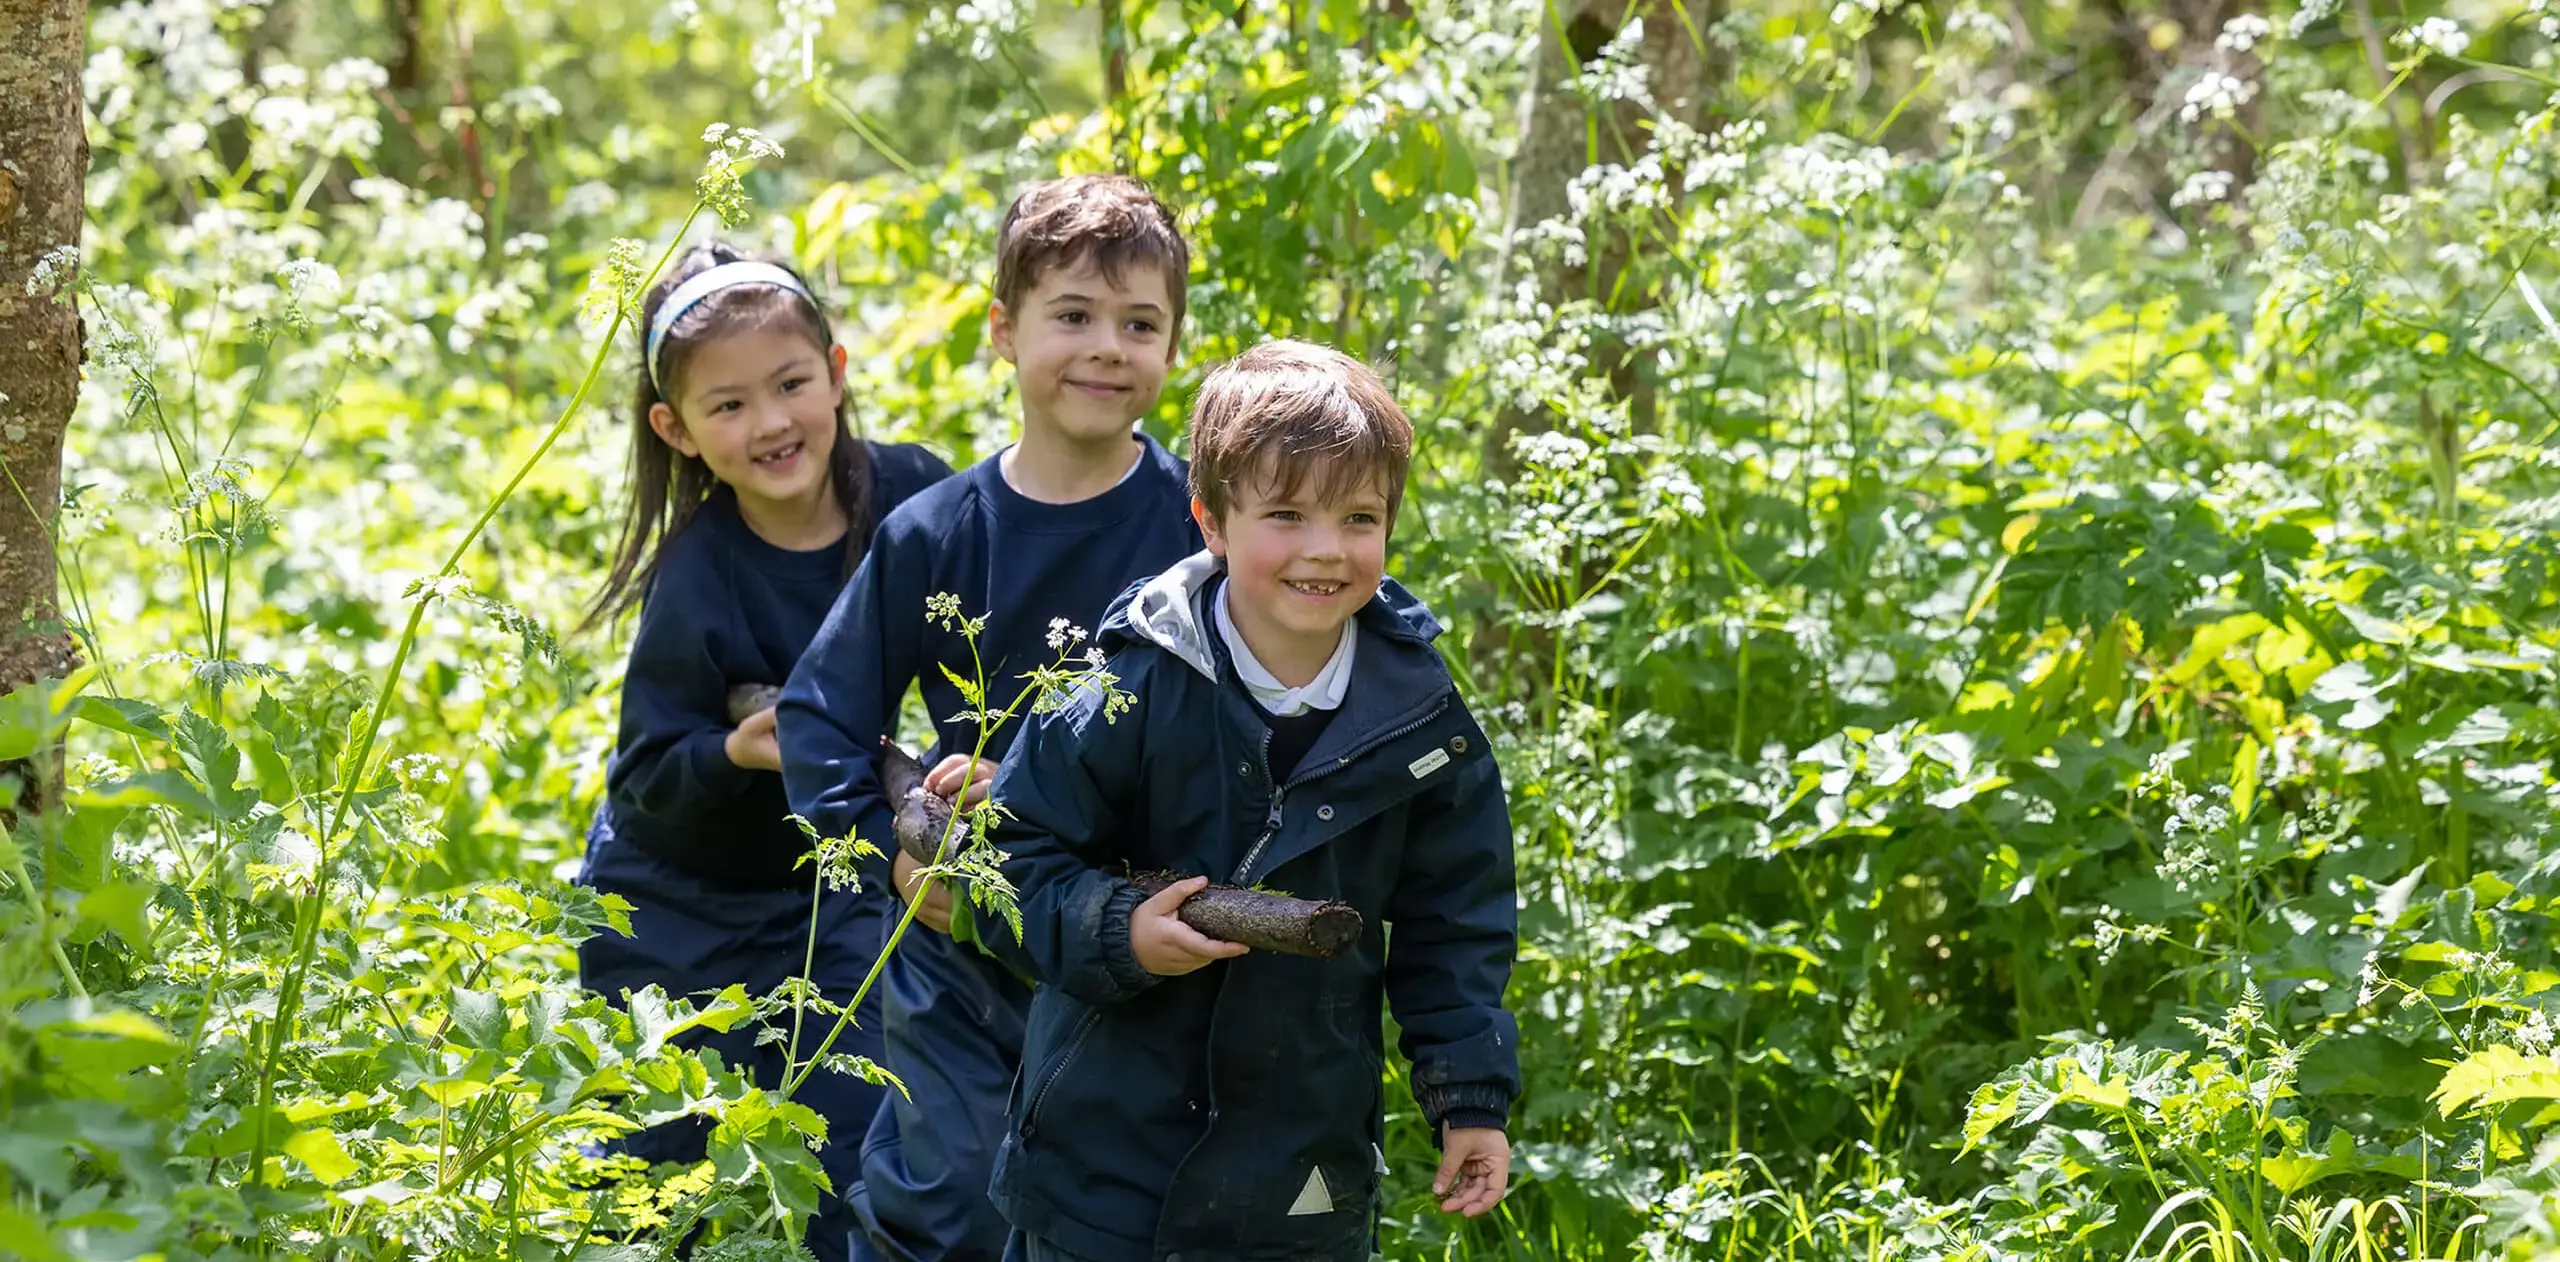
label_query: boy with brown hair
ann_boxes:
[983,340,1520,1262]
[781,173,1204,1262]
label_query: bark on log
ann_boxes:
[1130,871,1364,959]
[724,682,782,723]
[875,736,956,864]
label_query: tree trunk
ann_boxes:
[0,0,86,734]
[1488,0,1717,469]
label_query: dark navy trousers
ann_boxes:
[578,813,890,1262]
[854,923,1031,1262]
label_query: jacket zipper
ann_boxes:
[1233,693,1453,887]
[1021,1008,1101,1139]
[1233,728,1280,883]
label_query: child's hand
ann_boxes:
[1433,1126,1510,1218]
[1128,876,1249,976]
[892,848,955,934]
[724,706,781,771]
[924,754,998,808]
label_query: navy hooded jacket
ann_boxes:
[985,553,1521,1262]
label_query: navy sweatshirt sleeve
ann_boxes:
[1385,714,1523,1134]
[778,509,933,888]
[604,539,761,860]
[983,667,1157,1004]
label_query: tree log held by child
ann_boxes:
[1129,872,1364,959]
[874,734,959,864]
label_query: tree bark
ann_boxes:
[0,0,86,731]
[1129,872,1364,959]
[871,733,959,864]
[1488,0,1717,469]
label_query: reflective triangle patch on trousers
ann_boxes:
[1286,1166,1333,1216]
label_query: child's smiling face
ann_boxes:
[650,326,845,522]
[991,255,1177,453]
[1195,465,1393,686]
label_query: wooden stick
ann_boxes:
[724,683,781,725]
[1129,871,1364,959]
[876,737,955,864]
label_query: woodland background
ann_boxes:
[6,0,2560,1259]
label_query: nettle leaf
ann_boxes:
[172,709,259,820]
[72,695,173,742]
[78,771,218,818]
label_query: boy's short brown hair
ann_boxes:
[993,174,1190,336]
[1188,340,1414,523]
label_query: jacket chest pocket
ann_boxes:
[1285,715,1486,849]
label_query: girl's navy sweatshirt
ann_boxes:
[779,434,1202,881]
[602,440,953,890]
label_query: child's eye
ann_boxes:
[712,399,742,414]
[1267,509,1302,522]
[1127,319,1158,335]
[1347,512,1381,526]
[781,376,808,393]
[1058,310,1088,326]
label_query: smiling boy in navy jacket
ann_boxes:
[984,341,1519,1262]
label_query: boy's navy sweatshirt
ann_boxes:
[780,434,1200,879]
[602,441,952,890]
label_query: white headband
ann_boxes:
[645,261,816,391]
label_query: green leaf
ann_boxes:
[1961,1080,2023,1153]
[284,1127,361,1185]
[631,984,752,1059]
[936,661,983,707]
[449,987,511,1050]
[2432,1045,2560,1116]
[76,771,217,816]
[72,881,153,946]
[72,695,173,742]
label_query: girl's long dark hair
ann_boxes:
[585,242,877,630]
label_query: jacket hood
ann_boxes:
[1102,550,1443,682]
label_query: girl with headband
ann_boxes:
[578,242,952,1262]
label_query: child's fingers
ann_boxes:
[1166,921,1249,960]
[1439,1157,1504,1216]
[923,754,972,796]
[1431,1141,1465,1198]
[1446,1178,1503,1218]
[1135,875,1210,917]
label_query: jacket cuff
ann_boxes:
[1098,879,1159,1000]
[1418,1082,1514,1134]
[683,729,757,799]
[1435,1109,1509,1142]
